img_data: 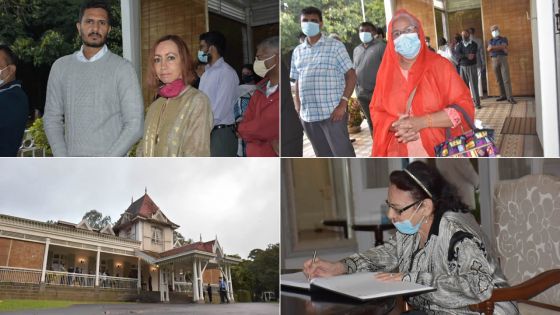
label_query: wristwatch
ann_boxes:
[341,96,349,102]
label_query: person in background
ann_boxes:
[436,37,456,67]
[487,25,516,104]
[234,64,258,156]
[0,45,28,157]
[425,36,436,52]
[206,283,213,303]
[304,161,518,314]
[137,35,213,157]
[192,61,206,89]
[369,10,475,157]
[469,27,485,99]
[237,36,279,156]
[456,29,481,109]
[290,6,357,157]
[353,21,386,137]
[44,0,143,156]
[198,31,239,156]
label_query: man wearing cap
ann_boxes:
[487,25,516,104]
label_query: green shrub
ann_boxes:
[28,118,52,156]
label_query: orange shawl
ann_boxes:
[370,10,475,157]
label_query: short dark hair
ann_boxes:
[469,27,475,34]
[438,37,447,46]
[78,0,112,25]
[300,6,322,21]
[0,45,17,66]
[199,31,226,57]
[359,22,376,32]
[376,27,385,38]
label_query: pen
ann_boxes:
[308,250,317,281]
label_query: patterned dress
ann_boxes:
[340,212,519,314]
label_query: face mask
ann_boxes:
[301,22,320,37]
[241,74,254,84]
[359,32,373,44]
[253,54,276,78]
[492,30,500,38]
[0,67,7,86]
[393,201,424,235]
[158,79,186,98]
[198,50,208,63]
[393,32,421,59]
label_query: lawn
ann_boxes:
[0,299,90,312]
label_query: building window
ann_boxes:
[151,226,162,245]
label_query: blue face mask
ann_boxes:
[359,32,373,44]
[393,32,421,59]
[198,50,208,63]
[393,201,424,235]
[301,22,320,37]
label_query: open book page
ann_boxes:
[280,271,310,290]
[311,272,435,301]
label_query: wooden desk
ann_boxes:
[351,223,395,246]
[281,290,403,315]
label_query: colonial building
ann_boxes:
[0,193,240,302]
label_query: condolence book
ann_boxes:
[281,271,435,301]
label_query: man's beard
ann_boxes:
[80,30,107,48]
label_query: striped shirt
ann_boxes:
[290,35,353,122]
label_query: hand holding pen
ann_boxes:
[303,251,346,279]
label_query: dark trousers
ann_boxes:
[207,290,212,302]
[210,126,238,157]
[301,114,356,157]
[281,136,303,157]
[357,95,373,136]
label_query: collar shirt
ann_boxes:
[76,44,108,63]
[198,57,240,126]
[290,35,354,122]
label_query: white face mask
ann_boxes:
[253,54,276,78]
[492,30,500,38]
[0,66,8,86]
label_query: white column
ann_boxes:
[227,265,234,302]
[120,0,142,78]
[171,263,175,292]
[197,259,203,300]
[95,247,101,287]
[159,267,164,302]
[383,0,396,29]
[137,258,141,289]
[192,259,199,301]
[40,238,50,283]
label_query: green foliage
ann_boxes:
[281,0,386,57]
[173,231,193,247]
[347,98,364,127]
[27,118,52,156]
[234,289,252,302]
[232,243,279,301]
[82,210,112,230]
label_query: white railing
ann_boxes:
[99,275,138,290]
[45,271,96,287]
[0,266,41,284]
[174,281,192,293]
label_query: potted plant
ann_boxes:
[347,98,364,134]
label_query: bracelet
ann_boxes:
[426,114,433,128]
[341,96,349,102]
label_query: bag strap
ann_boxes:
[405,87,418,115]
[445,104,476,139]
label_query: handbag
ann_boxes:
[434,104,499,157]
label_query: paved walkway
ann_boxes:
[302,97,542,157]
[0,302,278,315]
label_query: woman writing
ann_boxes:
[138,35,213,157]
[370,10,475,156]
[304,161,517,314]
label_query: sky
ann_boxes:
[0,158,279,260]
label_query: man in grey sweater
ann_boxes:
[44,0,143,156]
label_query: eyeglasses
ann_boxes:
[392,25,417,39]
[385,199,421,215]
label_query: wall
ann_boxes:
[396,0,437,49]
[141,0,207,106]
[0,238,44,269]
[481,0,534,96]
[202,268,221,284]
[447,9,483,43]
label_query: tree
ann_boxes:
[82,209,112,230]
[232,243,279,301]
[173,231,193,247]
[281,0,386,58]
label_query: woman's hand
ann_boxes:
[392,115,425,143]
[375,272,404,282]
[303,258,346,279]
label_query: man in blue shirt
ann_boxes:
[487,25,516,104]
[198,31,240,156]
[0,45,28,156]
[290,6,357,157]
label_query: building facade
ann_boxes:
[0,193,240,302]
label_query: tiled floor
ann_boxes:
[302,97,543,157]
